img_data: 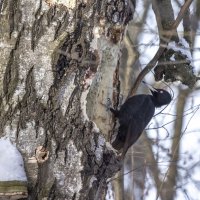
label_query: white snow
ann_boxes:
[170,54,175,61]
[92,122,100,133]
[0,137,27,181]
[106,182,115,200]
[168,39,192,62]
[94,135,105,161]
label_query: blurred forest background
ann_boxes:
[107,0,200,200]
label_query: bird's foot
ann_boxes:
[105,142,118,154]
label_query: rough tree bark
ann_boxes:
[0,0,134,199]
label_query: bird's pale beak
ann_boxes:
[142,81,157,93]
[150,88,157,95]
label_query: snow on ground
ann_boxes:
[0,137,27,181]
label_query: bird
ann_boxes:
[110,86,172,158]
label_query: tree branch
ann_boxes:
[128,0,193,97]
[143,134,163,198]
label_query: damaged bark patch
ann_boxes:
[106,0,134,25]
[35,146,49,163]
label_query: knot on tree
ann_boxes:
[35,146,49,163]
[106,0,135,25]
[154,41,199,88]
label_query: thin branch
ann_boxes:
[143,133,163,198]
[156,89,191,200]
[152,0,163,39]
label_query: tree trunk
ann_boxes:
[0,0,134,199]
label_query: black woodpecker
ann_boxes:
[110,87,172,158]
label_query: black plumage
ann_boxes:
[110,88,172,158]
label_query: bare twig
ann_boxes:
[128,0,194,97]
[156,89,191,200]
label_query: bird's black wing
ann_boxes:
[118,95,149,126]
[121,97,155,157]
[112,95,150,151]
